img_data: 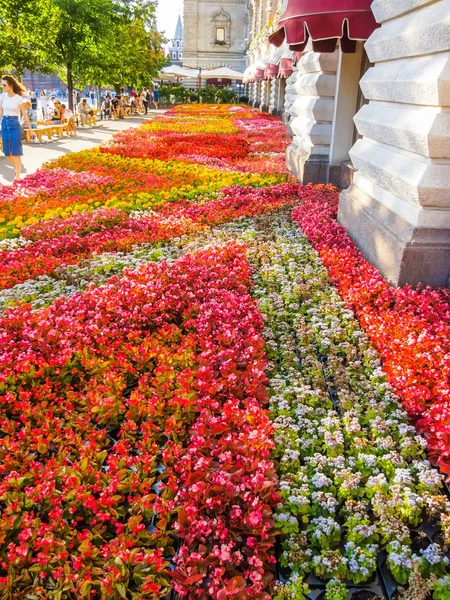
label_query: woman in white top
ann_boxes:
[0,75,36,181]
[40,90,49,119]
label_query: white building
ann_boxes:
[167,15,184,66]
[245,0,450,288]
[183,0,248,71]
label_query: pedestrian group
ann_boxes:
[1,78,161,181]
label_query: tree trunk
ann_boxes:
[14,67,24,82]
[67,62,74,111]
[115,84,121,95]
[97,84,102,111]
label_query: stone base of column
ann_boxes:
[252,101,260,109]
[286,144,341,186]
[338,185,450,288]
[340,161,357,190]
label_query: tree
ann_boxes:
[0,0,59,77]
[51,0,116,109]
[73,0,166,94]
[0,0,166,103]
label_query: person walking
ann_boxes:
[30,91,38,111]
[0,75,36,181]
[142,88,149,115]
[40,90,48,119]
[152,86,159,110]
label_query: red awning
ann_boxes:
[264,46,285,79]
[264,64,279,79]
[255,68,265,81]
[278,58,293,79]
[269,0,379,54]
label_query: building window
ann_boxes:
[211,8,231,47]
[172,52,177,59]
[216,27,225,43]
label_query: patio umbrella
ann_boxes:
[200,67,245,80]
[159,66,200,79]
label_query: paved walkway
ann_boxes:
[0,110,164,186]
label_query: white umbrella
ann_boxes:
[200,67,245,80]
[160,65,199,79]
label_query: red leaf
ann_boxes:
[184,471,204,487]
[226,576,246,591]
[184,573,205,585]
[178,508,189,529]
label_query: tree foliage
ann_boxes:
[73,0,166,91]
[0,0,165,107]
[0,0,59,76]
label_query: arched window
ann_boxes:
[211,8,231,47]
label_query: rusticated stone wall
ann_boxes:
[339,0,450,287]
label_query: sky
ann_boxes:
[156,0,184,40]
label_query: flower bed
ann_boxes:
[0,160,286,240]
[0,104,449,599]
[0,244,278,598]
[292,187,450,476]
[0,183,299,291]
[242,211,450,599]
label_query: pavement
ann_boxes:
[0,110,165,186]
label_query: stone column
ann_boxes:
[252,81,261,108]
[283,71,297,119]
[278,78,287,118]
[269,78,280,115]
[248,82,255,105]
[338,0,450,287]
[286,47,338,184]
[260,79,270,112]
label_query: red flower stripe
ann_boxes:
[0,243,278,596]
[0,183,300,290]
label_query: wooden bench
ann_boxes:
[50,123,70,137]
[74,112,97,126]
[24,126,53,143]
[23,123,68,143]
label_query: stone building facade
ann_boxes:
[167,15,184,66]
[243,0,293,115]
[245,0,450,288]
[183,0,248,71]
